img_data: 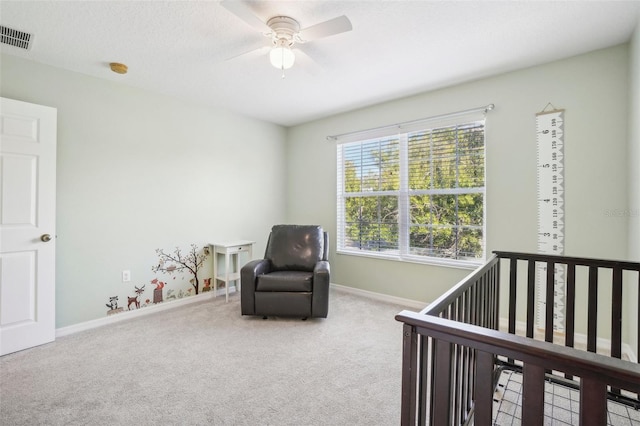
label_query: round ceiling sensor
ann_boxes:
[109,62,128,74]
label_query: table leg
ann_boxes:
[212,245,218,298]
[224,250,230,303]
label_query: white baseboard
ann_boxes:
[330,283,427,310]
[622,343,638,363]
[56,287,236,338]
[56,284,417,338]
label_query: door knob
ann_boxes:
[41,234,52,242]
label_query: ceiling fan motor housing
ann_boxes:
[267,16,300,47]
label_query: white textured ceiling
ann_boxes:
[1,1,639,127]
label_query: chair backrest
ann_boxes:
[266,225,327,271]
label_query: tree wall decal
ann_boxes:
[152,244,208,295]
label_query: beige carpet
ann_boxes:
[0,287,413,425]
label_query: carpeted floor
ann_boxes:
[0,287,413,425]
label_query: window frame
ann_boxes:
[336,118,486,269]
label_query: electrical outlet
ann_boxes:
[122,270,131,282]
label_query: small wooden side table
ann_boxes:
[209,240,254,302]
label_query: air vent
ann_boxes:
[0,26,32,50]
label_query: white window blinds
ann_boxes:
[336,107,489,266]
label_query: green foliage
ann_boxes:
[341,123,485,260]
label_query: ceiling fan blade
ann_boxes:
[299,15,352,42]
[294,49,324,76]
[220,0,271,33]
[225,45,270,62]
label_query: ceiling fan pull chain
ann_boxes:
[281,54,286,79]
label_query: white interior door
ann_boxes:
[0,97,57,356]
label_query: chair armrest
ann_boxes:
[241,259,271,315]
[312,260,330,318]
[314,260,330,278]
[242,259,271,278]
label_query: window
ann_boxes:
[336,117,486,266]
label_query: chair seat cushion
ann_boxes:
[256,271,313,292]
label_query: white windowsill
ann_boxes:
[336,249,483,270]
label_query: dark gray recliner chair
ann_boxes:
[241,225,330,319]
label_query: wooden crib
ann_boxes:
[395,251,640,425]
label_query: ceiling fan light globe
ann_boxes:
[270,46,295,70]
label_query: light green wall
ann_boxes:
[286,45,630,305]
[0,54,288,328]
[0,40,635,342]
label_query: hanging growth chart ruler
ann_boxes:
[536,108,565,332]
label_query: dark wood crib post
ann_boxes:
[400,323,418,426]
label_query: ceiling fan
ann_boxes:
[220,0,352,76]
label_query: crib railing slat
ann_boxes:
[453,299,463,425]
[419,337,429,425]
[611,266,622,396]
[400,324,417,426]
[474,350,494,426]
[509,258,517,334]
[480,275,486,327]
[522,363,545,426]
[483,273,489,328]
[545,261,555,342]
[493,264,500,330]
[471,283,477,330]
[527,260,536,338]
[580,378,607,425]
[432,340,453,425]
[611,267,622,360]
[588,266,598,352]
[564,263,576,381]
[565,263,576,349]
[464,346,474,421]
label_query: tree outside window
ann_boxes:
[337,120,485,265]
